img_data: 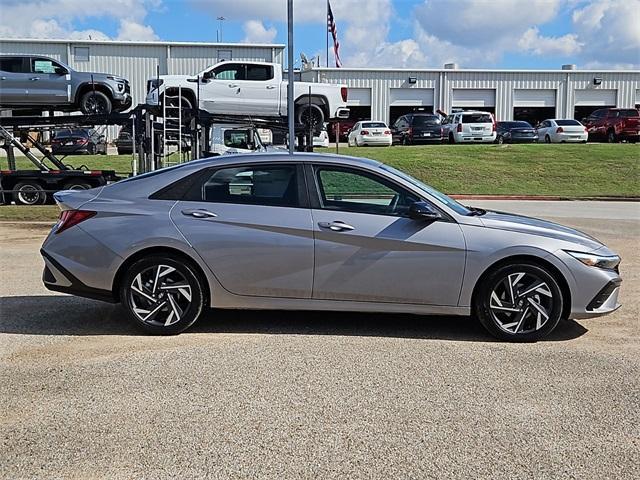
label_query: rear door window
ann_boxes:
[245,65,274,81]
[0,57,27,73]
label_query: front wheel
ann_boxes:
[475,263,564,342]
[120,255,205,335]
[80,91,112,115]
[607,130,617,143]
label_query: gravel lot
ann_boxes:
[1,201,639,480]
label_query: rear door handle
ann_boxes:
[182,208,217,218]
[318,221,355,232]
[29,77,39,81]
[0,76,6,81]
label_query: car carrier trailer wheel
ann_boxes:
[13,181,47,205]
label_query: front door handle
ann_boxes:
[30,77,40,81]
[266,85,276,90]
[228,84,238,88]
[182,208,217,218]
[318,221,355,232]
[0,76,6,81]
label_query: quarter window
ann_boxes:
[315,167,419,217]
[246,65,273,81]
[187,164,301,208]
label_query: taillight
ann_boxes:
[384,130,391,135]
[440,128,443,136]
[360,130,370,135]
[55,210,96,234]
[341,87,348,102]
[493,122,497,132]
[457,123,462,133]
[78,139,88,145]
[584,127,588,133]
[407,127,413,136]
[556,127,564,133]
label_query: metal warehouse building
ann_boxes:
[1,38,639,129]
[302,65,640,126]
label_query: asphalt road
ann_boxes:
[1,201,638,479]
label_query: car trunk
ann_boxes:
[461,114,494,136]
[510,128,537,137]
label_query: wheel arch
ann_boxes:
[163,87,197,106]
[112,246,211,305]
[295,94,330,118]
[75,83,114,104]
[471,254,572,319]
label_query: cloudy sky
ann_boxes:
[1,0,638,69]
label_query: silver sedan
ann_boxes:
[41,153,622,341]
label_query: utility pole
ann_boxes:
[287,0,295,154]
[217,16,225,42]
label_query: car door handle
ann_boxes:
[182,208,217,218]
[228,84,238,88]
[318,221,355,232]
[0,76,6,81]
[266,85,276,90]
[29,77,39,81]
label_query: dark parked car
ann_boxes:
[495,121,539,144]
[391,113,443,144]
[115,126,133,154]
[0,55,131,115]
[328,119,357,142]
[51,129,107,155]
[582,108,640,143]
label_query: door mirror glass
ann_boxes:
[409,201,441,221]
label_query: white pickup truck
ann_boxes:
[146,61,349,133]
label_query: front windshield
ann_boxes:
[380,165,471,215]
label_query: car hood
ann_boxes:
[478,210,603,251]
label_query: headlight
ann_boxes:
[565,250,620,270]
[107,76,127,82]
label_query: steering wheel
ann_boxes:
[387,193,400,214]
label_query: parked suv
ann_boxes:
[0,55,131,115]
[442,110,497,143]
[391,113,443,144]
[582,108,640,143]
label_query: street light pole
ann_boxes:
[287,0,295,155]
[217,16,225,42]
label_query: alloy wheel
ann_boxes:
[488,272,554,335]
[129,264,193,327]
[85,95,109,114]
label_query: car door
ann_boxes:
[390,117,403,143]
[200,63,245,114]
[348,122,360,144]
[170,162,314,298]
[240,64,279,115]
[537,120,549,139]
[0,57,34,105]
[308,164,466,306]
[28,57,70,105]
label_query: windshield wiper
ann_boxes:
[466,206,487,216]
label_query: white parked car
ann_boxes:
[313,128,330,148]
[537,119,588,143]
[146,61,349,133]
[347,121,392,147]
[442,110,497,143]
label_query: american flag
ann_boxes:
[327,1,342,68]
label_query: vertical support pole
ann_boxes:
[308,85,313,152]
[336,122,339,154]
[132,114,137,176]
[178,85,182,163]
[287,0,295,155]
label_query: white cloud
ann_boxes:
[517,27,582,56]
[242,20,277,44]
[0,0,159,41]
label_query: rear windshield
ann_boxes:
[362,122,387,128]
[412,115,440,126]
[555,120,581,126]
[499,121,532,128]
[55,130,88,138]
[610,109,639,118]
[462,113,492,124]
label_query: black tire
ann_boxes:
[13,181,46,205]
[80,91,112,115]
[120,255,205,335]
[63,181,92,191]
[496,135,504,145]
[607,130,617,143]
[87,143,96,155]
[545,134,551,144]
[474,262,564,342]
[296,103,325,135]
[401,135,410,146]
[449,132,455,144]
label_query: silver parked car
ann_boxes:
[41,154,622,341]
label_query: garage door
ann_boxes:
[389,88,434,106]
[514,89,556,107]
[452,89,495,107]
[346,88,371,106]
[574,89,617,106]
[636,89,640,106]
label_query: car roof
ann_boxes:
[181,152,382,169]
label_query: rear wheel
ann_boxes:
[13,181,46,205]
[475,263,564,342]
[449,132,455,144]
[545,134,551,143]
[63,181,92,191]
[496,135,504,144]
[120,255,205,335]
[296,103,325,135]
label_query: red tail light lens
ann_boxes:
[341,87,348,102]
[556,127,564,133]
[55,210,96,234]
[493,122,497,132]
[457,123,462,133]
[360,130,370,135]
[384,130,391,135]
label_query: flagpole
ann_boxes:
[326,1,329,67]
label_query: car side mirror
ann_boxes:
[203,71,214,81]
[409,201,441,221]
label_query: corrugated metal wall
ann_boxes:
[303,68,640,124]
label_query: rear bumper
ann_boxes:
[508,136,538,143]
[456,134,496,143]
[52,147,91,155]
[360,136,392,146]
[555,133,588,142]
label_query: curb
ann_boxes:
[449,195,640,201]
